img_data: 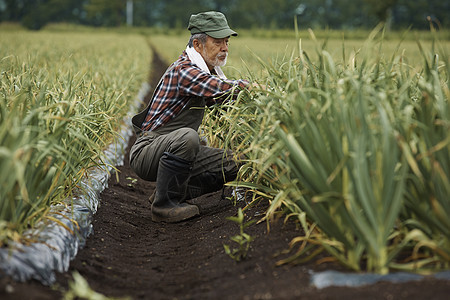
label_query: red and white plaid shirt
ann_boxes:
[141,51,248,131]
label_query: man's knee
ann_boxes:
[169,128,200,161]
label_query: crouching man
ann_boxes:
[130,11,249,223]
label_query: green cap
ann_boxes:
[188,11,237,39]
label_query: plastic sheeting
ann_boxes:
[0,83,150,286]
[311,270,450,289]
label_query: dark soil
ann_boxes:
[1,47,449,300]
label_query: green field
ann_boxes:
[149,29,449,78]
[1,25,449,273]
[0,27,150,244]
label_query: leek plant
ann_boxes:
[202,27,449,273]
[0,29,149,246]
[394,41,450,271]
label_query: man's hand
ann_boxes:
[248,82,267,91]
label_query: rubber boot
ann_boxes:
[148,172,220,206]
[185,171,226,200]
[151,152,199,223]
[149,170,237,205]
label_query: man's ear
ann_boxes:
[193,39,203,53]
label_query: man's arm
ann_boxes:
[178,65,248,104]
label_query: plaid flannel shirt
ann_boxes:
[141,51,248,131]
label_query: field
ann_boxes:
[0,25,449,298]
[0,27,150,244]
[150,29,445,76]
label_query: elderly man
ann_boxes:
[130,11,249,223]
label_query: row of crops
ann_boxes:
[1,24,448,275]
[0,26,150,246]
[202,27,449,274]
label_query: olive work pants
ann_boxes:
[129,127,238,184]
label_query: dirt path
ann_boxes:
[1,47,449,300]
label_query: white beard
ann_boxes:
[216,54,228,67]
[203,49,228,67]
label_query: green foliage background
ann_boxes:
[0,0,448,30]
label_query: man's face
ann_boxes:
[196,36,229,70]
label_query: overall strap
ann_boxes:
[131,62,179,134]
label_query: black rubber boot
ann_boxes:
[151,152,199,223]
[185,172,226,200]
[149,168,238,205]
